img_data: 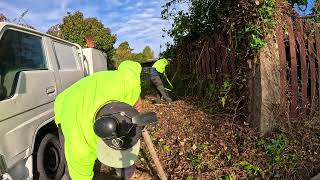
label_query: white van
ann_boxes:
[0,22,108,180]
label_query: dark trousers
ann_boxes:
[150,75,172,103]
[58,125,72,180]
[58,126,118,180]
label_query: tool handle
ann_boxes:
[142,129,168,180]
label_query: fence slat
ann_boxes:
[276,25,288,112]
[287,16,298,117]
[296,18,308,115]
[306,20,317,110]
[221,36,229,79]
[314,22,320,110]
[215,34,222,84]
[209,37,216,83]
[205,41,211,81]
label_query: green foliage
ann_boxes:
[219,175,233,180]
[142,46,155,60]
[186,143,208,170]
[48,11,116,66]
[213,150,222,160]
[238,161,265,178]
[313,0,320,22]
[258,134,296,165]
[162,0,277,53]
[47,24,63,38]
[132,53,146,63]
[227,153,232,161]
[244,0,275,52]
[186,151,203,170]
[158,141,172,153]
[113,41,155,67]
[207,79,232,111]
[0,13,35,29]
[113,41,134,67]
[289,0,307,6]
[162,0,232,41]
[0,13,9,22]
[245,23,266,51]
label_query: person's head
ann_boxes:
[159,57,172,64]
[117,60,142,77]
[117,60,142,105]
[93,102,157,169]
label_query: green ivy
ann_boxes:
[245,0,276,52]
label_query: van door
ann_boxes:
[51,41,84,90]
[0,29,56,171]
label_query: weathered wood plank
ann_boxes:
[276,22,288,112]
[221,36,229,79]
[295,18,308,115]
[306,20,317,110]
[209,36,216,82]
[287,16,298,117]
[215,34,222,84]
[314,21,320,110]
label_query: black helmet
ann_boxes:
[94,102,157,150]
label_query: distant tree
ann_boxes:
[0,13,35,29]
[113,43,156,65]
[142,46,155,60]
[47,24,63,38]
[132,53,146,63]
[113,41,134,67]
[289,0,307,6]
[0,14,9,22]
[313,0,320,15]
[48,11,116,65]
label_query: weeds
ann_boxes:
[219,175,233,180]
[186,151,204,170]
[207,79,232,111]
[258,134,296,165]
[237,161,265,178]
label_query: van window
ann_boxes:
[0,29,46,101]
[53,42,78,70]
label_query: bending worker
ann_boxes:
[150,58,173,103]
[54,60,143,180]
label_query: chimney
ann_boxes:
[85,36,94,48]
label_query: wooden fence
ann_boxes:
[174,33,237,98]
[276,16,320,117]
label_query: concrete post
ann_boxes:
[249,33,281,136]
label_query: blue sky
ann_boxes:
[0,0,172,56]
[0,0,317,56]
[295,0,316,15]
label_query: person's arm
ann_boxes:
[134,97,143,112]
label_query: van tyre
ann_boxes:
[36,133,65,180]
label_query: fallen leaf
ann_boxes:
[192,144,197,150]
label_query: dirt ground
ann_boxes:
[97,96,320,179]
[134,96,320,180]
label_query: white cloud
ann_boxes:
[0,1,24,19]
[135,2,143,8]
[106,0,130,6]
[0,0,172,56]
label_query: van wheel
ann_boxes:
[36,133,65,180]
